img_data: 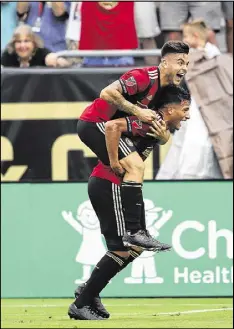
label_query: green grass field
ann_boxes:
[1,298,233,328]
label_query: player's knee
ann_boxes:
[112,251,130,259]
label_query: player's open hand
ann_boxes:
[147,119,170,144]
[110,161,126,177]
[135,107,157,123]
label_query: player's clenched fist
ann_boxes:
[135,107,157,123]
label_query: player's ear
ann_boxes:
[167,106,174,115]
[161,57,168,68]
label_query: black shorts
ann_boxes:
[88,176,146,251]
[77,119,137,165]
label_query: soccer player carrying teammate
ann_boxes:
[77,41,190,251]
[69,85,191,320]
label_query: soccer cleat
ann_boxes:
[145,230,172,253]
[74,284,110,318]
[68,303,106,320]
[122,229,171,251]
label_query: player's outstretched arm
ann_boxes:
[100,81,156,124]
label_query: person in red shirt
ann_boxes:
[77,41,190,251]
[69,86,191,320]
[79,1,137,66]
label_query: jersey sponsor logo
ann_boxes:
[125,76,137,87]
[132,120,143,130]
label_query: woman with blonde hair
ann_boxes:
[1,24,69,67]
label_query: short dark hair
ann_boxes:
[156,85,191,110]
[161,41,190,58]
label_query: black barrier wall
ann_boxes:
[1,68,159,182]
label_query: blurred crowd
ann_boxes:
[1,1,233,68]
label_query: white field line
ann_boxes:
[1,304,233,308]
[156,308,233,316]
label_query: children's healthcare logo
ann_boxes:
[62,199,173,285]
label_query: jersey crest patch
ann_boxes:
[125,76,137,87]
[132,120,143,130]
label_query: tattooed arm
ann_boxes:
[100,80,156,123]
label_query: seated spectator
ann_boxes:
[1,1,18,51]
[1,25,70,68]
[16,2,70,52]
[79,1,138,67]
[134,1,161,65]
[159,2,222,45]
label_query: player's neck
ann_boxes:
[158,65,170,87]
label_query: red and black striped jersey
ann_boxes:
[90,115,158,185]
[80,66,161,122]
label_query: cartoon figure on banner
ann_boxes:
[124,199,173,284]
[62,200,107,284]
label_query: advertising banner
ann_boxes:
[1,181,232,298]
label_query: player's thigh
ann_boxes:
[77,120,110,165]
[119,151,145,173]
[159,2,188,31]
[77,120,138,165]
[88,177,128,252]
[189,2,222,32]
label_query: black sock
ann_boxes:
[75,251,128,308]
[121,181,143,233]
[120,248,142,270]
[74,250,142,308]
[140,201,146,231]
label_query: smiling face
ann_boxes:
[162,53,190,86]
[164,100,191,131]
[14,33,35,59]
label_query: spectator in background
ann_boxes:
[134,1,161,65]
[1,1,17,51]
[65,1,83,66]
[156,20,233,180]
[221,1,233,54]
[159,2,222,45]
[79,2,138,67]
[66,1,82,50]
[1,25,70,68]
[16,1,70,52]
